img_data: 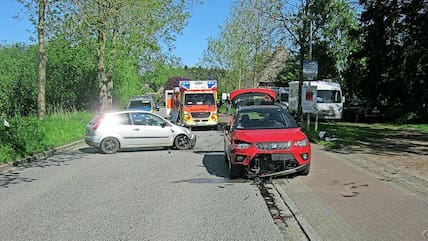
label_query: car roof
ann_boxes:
[103,110,153,115]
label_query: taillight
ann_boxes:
[93,116,104,130]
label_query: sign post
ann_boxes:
[301,85,317,131]
[303,60,318,130]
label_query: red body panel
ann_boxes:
[230,88,277,101]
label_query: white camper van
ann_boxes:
[288,80,344,120]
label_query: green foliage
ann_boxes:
[46,36,98,111]
[113,56,143,107]
[0,111,93,164]
[0,116,46,162]
[346,0,428,121]
[0,44,38,116]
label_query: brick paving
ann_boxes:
[276,144,428,241]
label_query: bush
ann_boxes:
[0,111,93,164]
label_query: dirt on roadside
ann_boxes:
[324,128,428,198]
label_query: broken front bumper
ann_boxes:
[249,163,310,178]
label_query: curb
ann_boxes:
[0,140,85,172]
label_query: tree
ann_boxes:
[202,0,284,91]
[348,0,428,121]
[18,0,64,119]
[64,0,190,112]
[37,0,47,120]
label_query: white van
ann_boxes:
[288,80,344,120]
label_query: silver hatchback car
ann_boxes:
[85,110,196,154]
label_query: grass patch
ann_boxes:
[0,111,93,164]
[304,121,428,150]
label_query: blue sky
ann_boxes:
[0,0,231,67]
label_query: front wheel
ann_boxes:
[174,135,190,150]
[100,137,120,154]
[298,164,310,176]
[229,161,243,179]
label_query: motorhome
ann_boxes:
[288,80,344,120]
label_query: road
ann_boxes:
[0,128,288,241]
[1,109,427,241]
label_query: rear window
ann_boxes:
[232,93,275,107]
[128,100,152,108]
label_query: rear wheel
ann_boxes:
[174,135,190,150]
[100,137,120,154]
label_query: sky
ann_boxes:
[0,0,232,67]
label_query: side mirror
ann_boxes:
[162,121,168,128]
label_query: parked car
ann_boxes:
[224,105,311,179]
[86,110,196,154]
[343,100,386,123]
[127,95,156,112]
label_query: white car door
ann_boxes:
[130,112,173,147]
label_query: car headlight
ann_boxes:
[294,139,308,147]
[234,140,252,149]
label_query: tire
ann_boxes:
[299,164,310,176]
[100,137,120,154]
[229,161,243,179]
[174,135,190,150]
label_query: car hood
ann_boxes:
[233,128,307,143]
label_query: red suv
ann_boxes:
[224,105,311,179]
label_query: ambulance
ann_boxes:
[171,80,218,128]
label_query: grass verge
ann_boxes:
[304,121,428,150]
[0,111,93,164]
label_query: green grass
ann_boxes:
[0,111,93,164]
[304,121,428,150]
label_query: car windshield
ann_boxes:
[184,93,215,105]
[316,90,342,103]
[234,108,298,130]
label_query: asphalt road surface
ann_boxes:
[0,128,287,241]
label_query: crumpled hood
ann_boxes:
[233,128,306,143]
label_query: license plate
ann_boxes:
[271,153,293,161]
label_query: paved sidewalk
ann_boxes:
[276,144,428,241]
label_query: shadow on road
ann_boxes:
[171,152,249,184]
[0,150,89,189]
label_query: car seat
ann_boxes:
[240,114,250,127]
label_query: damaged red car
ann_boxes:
[224,105,311,179]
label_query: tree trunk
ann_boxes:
[38,0,47,120]
[97,29,108,112]
[97,0,109,112]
